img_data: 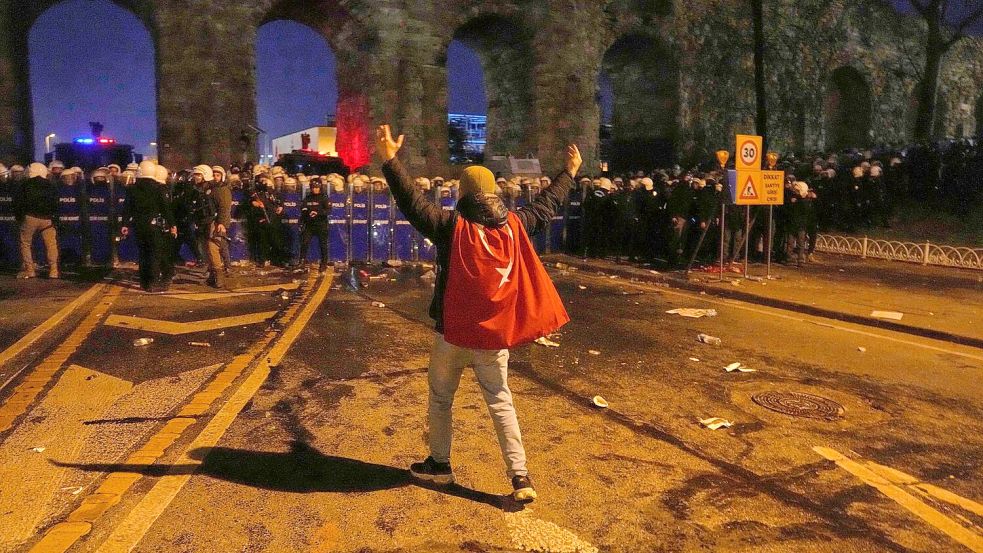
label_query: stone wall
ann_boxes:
[0,0,981,174]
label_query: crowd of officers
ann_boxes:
[0,147,932,288]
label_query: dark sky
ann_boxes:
[28,0,982,160]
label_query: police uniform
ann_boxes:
[122,172,175,291]
[298,184,330,271]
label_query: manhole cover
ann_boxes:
[751,391,844,420]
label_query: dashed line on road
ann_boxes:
[28,271,326,553]
[104,311,278,335]
[0,285,120,435]
[92,271,332,553]
[0,283,107,373]
[814,446,983,552]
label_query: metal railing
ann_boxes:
[814,234,983,271]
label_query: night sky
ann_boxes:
[28,0,983,160]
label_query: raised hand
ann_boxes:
[566,144,582,177]
[376,124,405,162]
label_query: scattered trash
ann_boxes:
[731,280,742,286]
[746,276,763,282]
[870,310,904,321]
[857,346,867,353]
[30,447,46,453]
[419,270,436,282]
[189,342,211,347]
[555,262,569,270]
[132,337,153,347]
[667,308,717,319]
[534,336,560,348]
[608,275,618,279]
[588,350,601,355]
[697,333,722,346]
[577,285,587,290]
[371,301,386,308]
[699,417,733,430]
[279,291,290,301]
[61,486,84,495]
[218,331,225,337]
[648,270,660,275]
[591,395,609,408]
[724,362,756,373]
[689,357,701,362]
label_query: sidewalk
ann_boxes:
[541,253,983,347]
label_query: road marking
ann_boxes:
[0,286,121,434]
[93,271,332,553]
[104,311,277,335]
[584,274,983,363]
[0,283,107,371]
[813,446,983,552]
[29,271,326,553]
[861,460,983,519]
[159,282,300,302]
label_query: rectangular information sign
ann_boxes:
[728,170,785,205]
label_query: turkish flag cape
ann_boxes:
[443,212,570,350]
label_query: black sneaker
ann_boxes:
[511,475,537,502]
[409,457,454,485]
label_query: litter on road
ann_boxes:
[699,417,733,430]
[858,346,867,353]
[591,395,609,408]
[588,350,601,355]
[371,301,387,308]
[534,336,560,348]
[666,308,718,319]
[132,337,153,347]
[577,285,587,290]
[697,333,722,346]
[724,362,756,373]
[30,446,46,453]
[189,341,211,347]
[689,357,701,362]
[871,310,904,320]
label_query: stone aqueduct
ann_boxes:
[1,0,982,174]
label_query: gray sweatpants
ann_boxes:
[427,334,528,478]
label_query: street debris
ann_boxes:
[587,350,601,355]
[697,333,722,345]
[534,336,560,348]
[218,331,225,337]
[857,346,867,353]
[132,337,153,347]
[61,486,84,495]
[689,357,701,362]
[279,290,290,300]
[371,301,386,308]
[419,270,436,282]
[666,308,717,319]
[871,310,904,321]
[724,362,756,373]
[555,262,569,270]
[189,341,211,347]
[577,285,587,290]
[699,417,733,430]
[731,280,742,286]
[591,395,609,408]
[648,270,660,275]
[30,447,46,453]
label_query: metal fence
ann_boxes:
[814,234,983,271]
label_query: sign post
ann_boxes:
[727,135,784,278]
[715,150,730,282]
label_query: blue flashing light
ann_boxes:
[74,138,95,144]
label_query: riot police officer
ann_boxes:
[120,161,176,292]
[297,177,330,272]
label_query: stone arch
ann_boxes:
[824,66,872,151]
[600,33,679,171]
[447,14,537,159]
[1,0,157,162]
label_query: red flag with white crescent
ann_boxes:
[443,212,570,350]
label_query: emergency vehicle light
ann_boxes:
[98,138,115,144]
[74,138,95,144]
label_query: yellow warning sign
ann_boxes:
[739,173,759,201]
[736,134,763,171]
[731,170,784,205]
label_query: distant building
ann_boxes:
[271,126,338,160]
[448,113,487,154]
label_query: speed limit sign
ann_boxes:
[736,134,763,171]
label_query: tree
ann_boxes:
[752,0,767,144]
[909,0,983,141]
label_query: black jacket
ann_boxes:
[383,157,571,333]
[300,192,330,226]
[14,176,59,220]
[121,179,175,232]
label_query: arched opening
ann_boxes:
[600,34,679,172]
[450,15,536,159]
[255,20,338,166]
[824,66,872,151]
[28,0,156,161]
[446,39,488,164]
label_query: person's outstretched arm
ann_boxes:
[376,124,452,241]
[515,144,582,236]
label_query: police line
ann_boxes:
[0,184,580,266]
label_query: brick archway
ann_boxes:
[824,66,873,151]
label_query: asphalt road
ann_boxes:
[0,265,981,552]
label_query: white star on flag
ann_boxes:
[476,225,515,289]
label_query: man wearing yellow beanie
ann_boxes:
[378,124,581,502]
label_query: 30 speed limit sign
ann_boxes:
[736,134,763,171]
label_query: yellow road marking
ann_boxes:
[814,446,983,552]
[158,292,252,301]
[93,271,332,553]
[0,283,107,369]
[104,311,277,335]
[235,282,301,293]
[861,460,983,519]
[0,286,121,434]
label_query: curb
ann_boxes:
[542,255,983,350]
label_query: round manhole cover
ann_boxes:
[751,391,844,420]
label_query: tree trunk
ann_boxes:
[752,0,768,145]
[913,24,945,142]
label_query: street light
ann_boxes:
[149,142,158,162]
[45,133,56,154]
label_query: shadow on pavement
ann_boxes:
[53,440,523,512]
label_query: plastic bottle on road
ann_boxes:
[132,337,154,347]
[697,333,721,346]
